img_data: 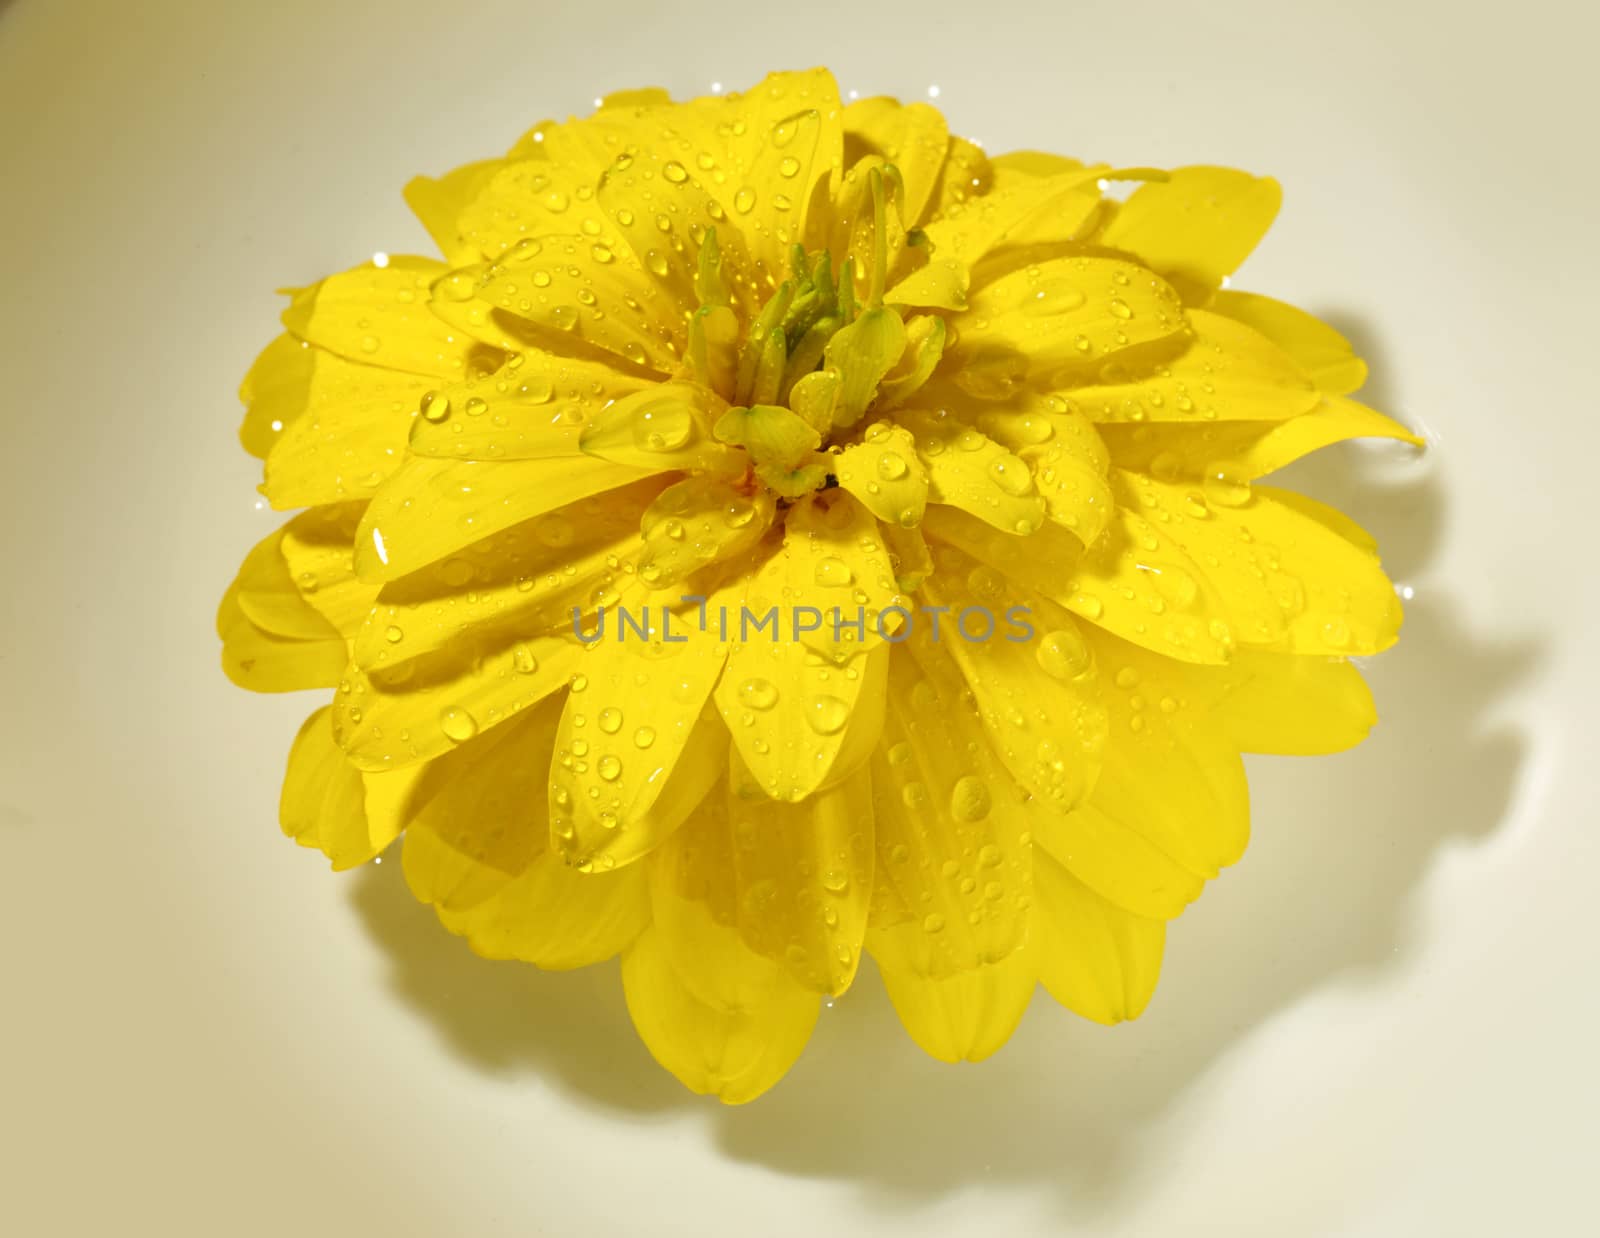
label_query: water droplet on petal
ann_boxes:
[440,706,478,743]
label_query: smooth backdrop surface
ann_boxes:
[1,1,1594,1234]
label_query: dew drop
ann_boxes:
[950,775,992,822]
[1035,627,1092,680]
[739,678,779,709]
[806,694,849,735]
[632,399,692,451]
[814,556,853,587]
[439,706,478,743]
[597,754,622,781]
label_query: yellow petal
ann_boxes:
[865,641,1035,979]
[920,167,1104,268]
[842,97,950,226]
[961,392,1113,543]
[647,771,803,1011]
[400,696,561,911]
[918,549,1107,813]
[281,258,491,380]
[218,537,346,692]
[579,383,741,475]
[1034,849,1165,1024]
[259,346,431,509]
[476,234,684,372]
[885,257,968,311]
[353,453,646,581]
[1030,794,1204,921]
[1210,651,1376,755]
[726,753,874,994]
[278,504,379,638]
[408,349,647,461]
[403,159,504,266]
[878,944,1037,1063]
[549,609,729,869]
[709,69,843,283]
[824,307,907,427]
[1101,394,1423,478]
[1109,469,1403,655]
[637,476,777,589]
[279,707,392,870]
[711,530,892,800]
[1063,309,1319,425]
[781,490,907,661]
[332,629,582,771]
[1100,166,1282,295]
[455,158,618,263]
[922,504,1234,665]
[437,853,648,970]
[218,592,346,692]
[834,422,929,528]
[1211,290,1369,395]
[598,152,759,321]
[1062,624,1251,881]
[950,257,1186,390]
[925,136,992,229]
[621,924,819,1104]
[900,411,1047,535]
[352,477,662,671]
[233,525,339,642]
[238,334,310,459]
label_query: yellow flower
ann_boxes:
[220,68,1419,1103]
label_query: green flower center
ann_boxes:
[687,167,946,497]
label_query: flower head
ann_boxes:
[220,69,1419,1102]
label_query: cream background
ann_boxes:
[2,0,1595,1233]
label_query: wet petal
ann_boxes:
[922,504,1235,666]
[258,347,431,509]
[353,454,647,581]
[901,411,1047,535]
[950,257,1186,389]
[353,477,662,671]
[281,258,489,380]
[921,167,1105,268]
[865,641,1035,979]
[918,547,1107,813]
[1060,309,1320,425]
[726,753,874,995]
[477,233,683,372]
[834,422,929,528]
[437,852,648,970]
[842,97,950,226]
[332,629,582,771]
[648,770,803,1011]
[636,477,777,589]
[712,535,891,800]
[400,696,560,911]
[1111,469,1404,655]
[408,349,647,461]
[279,503,378,638]
[579,382,742,475]
[548,609,729,869]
